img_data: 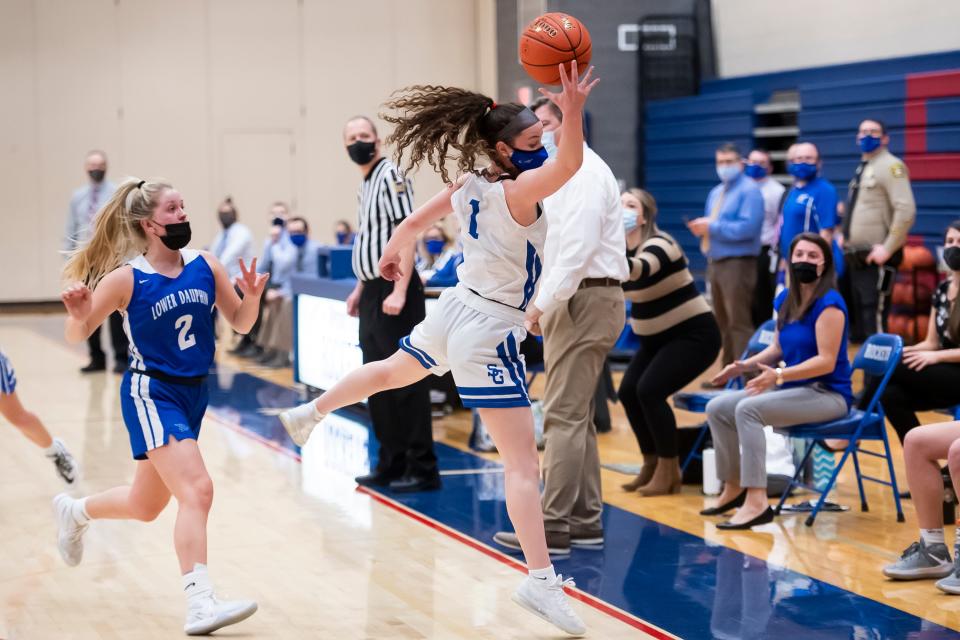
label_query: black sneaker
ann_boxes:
[80,359,106,374]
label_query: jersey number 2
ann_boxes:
[468,198,480,239]
[175,315,197,351]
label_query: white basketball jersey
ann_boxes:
[451,173,547,311]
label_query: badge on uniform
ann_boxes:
[394,178,407,194]
[890,163,906,178]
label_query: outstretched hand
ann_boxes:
[537,60,599,116]
[61,283,92,321]
[234,258,269,298]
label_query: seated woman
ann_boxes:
[416,223,461,286]
[617,188,721,495]
[882,419,960,594]
[703,233,852,529]
[865,220,960,443]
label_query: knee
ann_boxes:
[733,398,763,426]
[131,495,171,522]
[947,440,960,469]
[502,447,541,481]
[181,475,214,512]
[705,396,731,425]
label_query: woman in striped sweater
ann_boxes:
[618,189,721,495]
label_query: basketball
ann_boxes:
[519,13,592,85]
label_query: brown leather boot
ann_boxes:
[638,457,682,496]
[621,454,658,491]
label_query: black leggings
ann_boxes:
[617,313,721,458]
[862,360,960,443]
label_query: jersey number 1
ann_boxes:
[468,198,480,239]
[175,315,197,351]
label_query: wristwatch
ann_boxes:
[774,367,785,387]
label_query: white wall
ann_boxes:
[0,0,497,302]
[712,0,960,78]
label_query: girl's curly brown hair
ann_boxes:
[381,85,528,184]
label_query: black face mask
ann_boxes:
[945,246,960,271]
[272,216,285,228]
[347,140,377,165]
[154,222,192,251]
[88,169,106,183]
[791,261,821,284]
[218,211,236,229]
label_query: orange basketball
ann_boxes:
[519,13,592,86]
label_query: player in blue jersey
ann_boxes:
[0,348,78,483]
[56,177,267,636]
[281,63,597,637]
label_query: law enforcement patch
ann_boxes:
[890,163,906,178]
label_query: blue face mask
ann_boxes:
[623,209,640,232]
[716,165,741,183]
[425,239,445,255]
[858,135,882,153]
[510,146,549,173]
[788,162,818,181]
[744,163,767,179]
[335,231,349,245]
[289,233,307,247]
[541,130,558,159]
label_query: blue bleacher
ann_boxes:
[643,50,960,287]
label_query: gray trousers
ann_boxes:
[705,386,848,488]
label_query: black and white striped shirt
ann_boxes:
[352,158,415,281]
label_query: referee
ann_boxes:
[342,115,440,493]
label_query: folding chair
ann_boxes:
[774,333,905,526]
[674,319,777,473]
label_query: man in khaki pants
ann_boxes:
[493,98,628,556]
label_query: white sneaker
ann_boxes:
[511,574,586,637]
[184,593,258,635]
[47,438,79,484]
[279,402,324,446]
[52,493,87,567]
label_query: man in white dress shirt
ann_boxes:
[494,98,628,556]
[209,197,254,280]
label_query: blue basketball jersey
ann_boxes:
[122,250,217,378]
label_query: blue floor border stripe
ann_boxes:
[206,365,960,639]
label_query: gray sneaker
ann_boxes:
[936,546,960,595]
[883,540,952,580]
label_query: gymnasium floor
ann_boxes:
[2,312,960,639]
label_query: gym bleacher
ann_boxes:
[643,50,960,287]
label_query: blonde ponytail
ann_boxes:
[63,177,172,288]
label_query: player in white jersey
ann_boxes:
[57,178,265,635]
[282,62,598,637]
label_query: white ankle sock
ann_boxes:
[44,439,61,456]
[311,402,326,422]
[72,497,90,524]
[529,564,557,583]
[921,528,945,545]
[183,563,211,599]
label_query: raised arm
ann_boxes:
[61,267,133,343]
[504,62,599,219]
[203,253,269,334]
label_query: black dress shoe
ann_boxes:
[699,490,747,516]
[80,360,106,374]
[716,506,775,530]
[354,472,397,488]
[113,361,127,374]
[389,474,442,493]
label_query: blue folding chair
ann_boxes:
[774,333,905,526]
[675,320,777,473]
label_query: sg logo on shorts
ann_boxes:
[486,365,505,385]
